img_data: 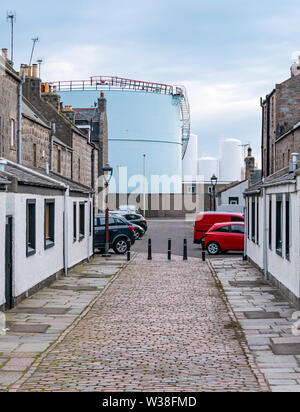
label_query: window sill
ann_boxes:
[276,248,283,258]
[26,247,36,257]
[79,234,85,242]
[45,240,55,250]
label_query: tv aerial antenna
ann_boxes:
[29,37,39,66]
[6,11,16,65]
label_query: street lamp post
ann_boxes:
[102,162,113,257]
[143,154,146,218]
[211,174,218,212]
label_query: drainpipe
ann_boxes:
[262,177,268,280]
[50,122,55,171]
[87,193,91,262]
[63,186,69,276]
[17,71,26,164]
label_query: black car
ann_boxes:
[94,214,135,254]
[112,212,148,232]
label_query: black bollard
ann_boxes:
[202,239,206,262]
[183,239,188,261]
[127,241,131,262]
[148,238,152,260]
[168,239,172,261]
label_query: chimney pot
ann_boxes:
[32,64,38,78]
[2,48,8,59]
[20,64,26,77]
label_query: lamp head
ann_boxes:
[211,174,218,187]
[102,162,113,183]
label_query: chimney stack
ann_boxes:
[2,48,8,59]
[245,147,255,183]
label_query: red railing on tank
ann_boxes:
[42,76,175,95]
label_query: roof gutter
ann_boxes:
[262,179,296,188]
[244,189,261,196]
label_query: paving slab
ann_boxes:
[8,324,50,334]
[10,308,70,315]
[210,257,300,392]
[244,311,281,320]
[272,343,300,356]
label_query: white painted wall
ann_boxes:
[266,185,300,299]
[247,180,300,299]
[247,195,263,269]
[68,196,93,269]
[0,192,6,307]
[6,193,65,298]
[217,180,248,213]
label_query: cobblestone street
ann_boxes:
[12,254,267,392]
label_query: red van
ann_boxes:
[194,212,244,244]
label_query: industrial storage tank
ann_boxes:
[51,77,190,194]
[182,133,198,183]
[198,157,219,182]
[219,139,242,182]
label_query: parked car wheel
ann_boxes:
[113,238,129,254]
[207,241,221,255]
[134,229,141,240]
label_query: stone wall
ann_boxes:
[262,74,300,177]
[72,131,93,187]
[52,143,72,178]
[21,115,51,169]
[275,127,300,171]
[0,68,19,162]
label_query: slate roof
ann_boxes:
[263,172,296,186]
[0,163,64,190]
[245,171,296,195]
[0,160,92,194]
[34,168,93,194]
[22,99,50,129]
[250,170,262,186]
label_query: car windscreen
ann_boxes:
[231,216,244,222]
[231,225,244,234]
[214,226,231,233]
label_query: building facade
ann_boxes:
[261,57,300,178]
[246,58,300,307]
[0,50,97,311]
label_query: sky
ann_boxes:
[2,0,300,165]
